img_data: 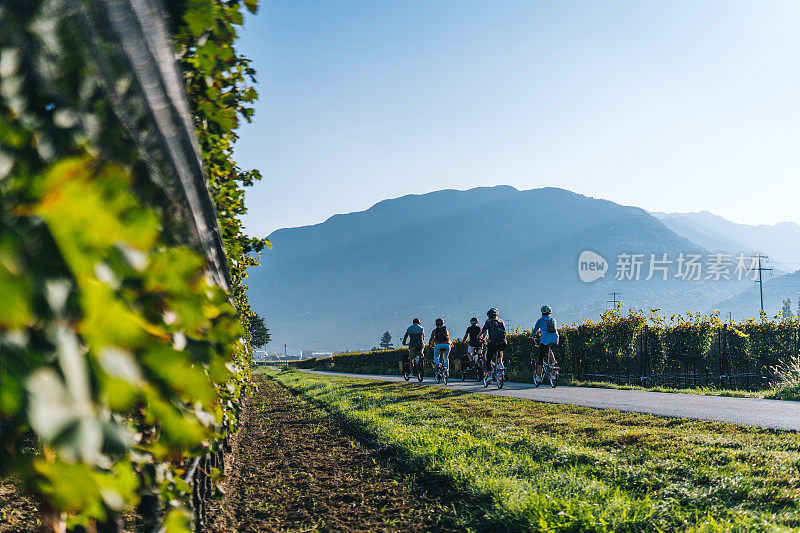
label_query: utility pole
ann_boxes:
[607,291,621,309]
[284,344,287,358]
[749,254,773,313]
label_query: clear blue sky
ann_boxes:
[234,0,800,237]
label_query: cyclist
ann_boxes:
[480,308,507,373]
[531,305,559,380]
[429,318,451,377]
[402,318,425,373]
[462,317,482,368]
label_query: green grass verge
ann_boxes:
[767,384,800,401]
[582,380,800,401]
[268,368,800,532]
[561,379,766,399]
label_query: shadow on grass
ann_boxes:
[342,381,481,411]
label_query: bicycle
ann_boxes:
[435,360,449,385]
[432,345,450,385]
[460,343,485,382]
[412,354,424,382]
[409,356,425,381]
[533,343,558,388]
[482,350,505,389]
[402,348,424,382]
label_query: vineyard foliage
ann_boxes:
[1,0,262,530]
[293,309,800,389]
[170,0,270,316]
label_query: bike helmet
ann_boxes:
[435,318,444,327]
[412,318,420,324]
[541,305,552,315]
[470,317,478,325]
[487,308,499,318]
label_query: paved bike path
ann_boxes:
[303,370,800,431]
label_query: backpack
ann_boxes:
[488,319,506,343]
[546,317,557,334]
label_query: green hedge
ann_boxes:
[290,311,800,390]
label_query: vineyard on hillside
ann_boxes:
[292,308,800,391]
[0,0,264,530]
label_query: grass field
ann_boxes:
[268,367,800,532]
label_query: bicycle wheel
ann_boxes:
[496,375,504,389]
[483,373,490,388]
[533,373,541,387]
[444,372,449,385]
[403,371,410,381]
[435,372,441,384]
[550,368,557,388]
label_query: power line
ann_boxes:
[607,291,621,309]
[748,254,773,313]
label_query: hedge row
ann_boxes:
[290,310,800,390]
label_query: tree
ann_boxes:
[781,298,793,321]
[249,314,271,348]
[380,331,393,350]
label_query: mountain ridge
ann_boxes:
[651,211,800,272]
[248,185,770,352]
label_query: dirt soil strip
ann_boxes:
[210,375,461,532]
[0,481,38,532]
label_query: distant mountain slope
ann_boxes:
[713,270,800,320]
[652,211,800,272]
[248,187,753,352]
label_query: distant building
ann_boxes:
[301,350,332,359]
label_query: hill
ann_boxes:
[248,187,753,351]
[713,269,800,320]
[652,211,800,272]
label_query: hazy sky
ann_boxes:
[235,1,800,237]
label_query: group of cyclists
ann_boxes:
[401,306,559,383]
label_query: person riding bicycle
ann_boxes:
[462,317,483,368]
[480,308,507,373]
[429,318,451,376]
[531,305,558,379]
[402,318,425,372]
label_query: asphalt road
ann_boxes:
[303,370,800,431]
